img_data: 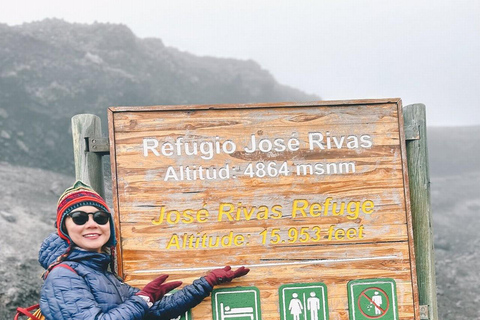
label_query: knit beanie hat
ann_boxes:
[56,180,116,247]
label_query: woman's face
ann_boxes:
[64,205,111,252]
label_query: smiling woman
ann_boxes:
[37,180,249,320]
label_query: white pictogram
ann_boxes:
[220,302,254,320]
[288,293,304,320]
[371,291,383,315]
[307,292,321,320]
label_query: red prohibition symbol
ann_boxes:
[357,287,390,319]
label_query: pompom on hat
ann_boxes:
[56,180,116,247]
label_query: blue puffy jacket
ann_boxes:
[38,233,213,320]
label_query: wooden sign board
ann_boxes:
[108,99,419,319]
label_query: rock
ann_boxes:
[0,210,17,223]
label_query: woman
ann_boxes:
[39,181,249,320]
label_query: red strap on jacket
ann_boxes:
[15,264,77,319]
[54,263,76,274]
[14,304,40,320]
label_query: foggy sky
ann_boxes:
[1,0,479,127]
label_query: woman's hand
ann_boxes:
[136,275,182,303]
[205,266,250,286]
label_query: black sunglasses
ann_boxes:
[67,211,110,225]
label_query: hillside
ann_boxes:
[427,126,480,177]
[0,19,317,174]
[427,126,480,319]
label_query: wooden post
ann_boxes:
[403,104,438,320]
[71,114,106,198]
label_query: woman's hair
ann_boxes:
[42,243,74,279]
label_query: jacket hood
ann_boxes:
[39,232,113,270]
[39,232,70,269]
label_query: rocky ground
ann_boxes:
[0,162,72,319]
[431,171,480,319]
[427,126,480,319]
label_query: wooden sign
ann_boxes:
[108,99,419,319]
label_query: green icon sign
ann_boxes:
[211,286,262,320]
[279,282,329,320]
[347,278,399,320]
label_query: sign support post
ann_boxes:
[71,114,107,197]
[403,104,438,320]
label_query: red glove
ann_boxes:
[205,266,250,286]
[136,275,182,303]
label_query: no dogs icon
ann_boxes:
[347,279,399,320]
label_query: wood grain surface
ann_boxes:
[108,99,419,319]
